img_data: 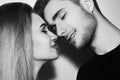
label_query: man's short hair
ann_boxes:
[33,0,80,17]
[33,0,49,19]
[33,0,101,19]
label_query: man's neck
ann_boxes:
[92,9,120,55]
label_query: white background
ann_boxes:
[97,0,120,28]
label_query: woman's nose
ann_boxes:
[49,31,58,41]
[46,27,58,41]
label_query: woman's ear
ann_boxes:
[79,0,94,13]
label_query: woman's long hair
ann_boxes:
[0,3,33,80]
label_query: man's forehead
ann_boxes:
[44,0,66,23]
[45,0,70,17]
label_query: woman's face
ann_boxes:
[32,13,58,60]
[31,13,58,79]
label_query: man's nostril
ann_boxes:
[58,30,67,36]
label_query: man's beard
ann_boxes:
[56,35,96,68]
[56,15,97,67]
[78,23,97,52]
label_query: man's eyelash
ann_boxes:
[61,13,66,20]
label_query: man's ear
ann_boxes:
[79,0,94,13]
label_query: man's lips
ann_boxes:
[66,29,76,42]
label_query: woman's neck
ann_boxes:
[53,55,79,80]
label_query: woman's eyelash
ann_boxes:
[42,27,47,33]
[40,23,47,33]
[40,23,47,28]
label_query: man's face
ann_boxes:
[44,0,97,49]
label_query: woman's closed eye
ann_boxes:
[40,23,47,33]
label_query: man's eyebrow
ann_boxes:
[52,8,64,21]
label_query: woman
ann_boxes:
[0,2,58,80]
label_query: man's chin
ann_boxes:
[74,39,92,51]
[73,41,85,50]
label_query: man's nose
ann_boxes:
[56,23,67,36]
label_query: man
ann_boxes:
[33,0,120,80]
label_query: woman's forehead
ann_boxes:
[0,0,37,8]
